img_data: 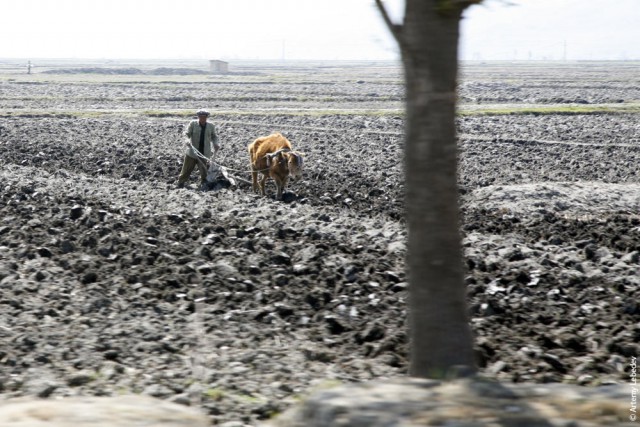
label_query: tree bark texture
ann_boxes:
[400,0,476,378]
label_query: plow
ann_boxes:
[196,157,253,191]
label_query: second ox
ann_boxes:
[248,132,304,200]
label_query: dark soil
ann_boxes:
[0,62,639,425]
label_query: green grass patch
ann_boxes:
[0,108,404,119]
[202,388,225,401]
[458,103,640,116]
[0,110,110,119]
[5,103,638,120]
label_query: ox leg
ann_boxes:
[251,170,259,194]
[275,176,287,201]
[259,173,268,196]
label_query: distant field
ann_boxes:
[1,59,639,116]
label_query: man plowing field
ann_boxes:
[177,109,220,188]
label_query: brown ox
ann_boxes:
[248,132,304,200]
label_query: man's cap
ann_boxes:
[196,109,210,117]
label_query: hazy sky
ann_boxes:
[0,0,638,61]
[461,0,640,60]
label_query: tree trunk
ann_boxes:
[401,0,476,378]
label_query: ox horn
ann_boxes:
[264,148,290,167]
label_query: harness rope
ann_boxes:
[182,122,304,182]
[183,141,290,176]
